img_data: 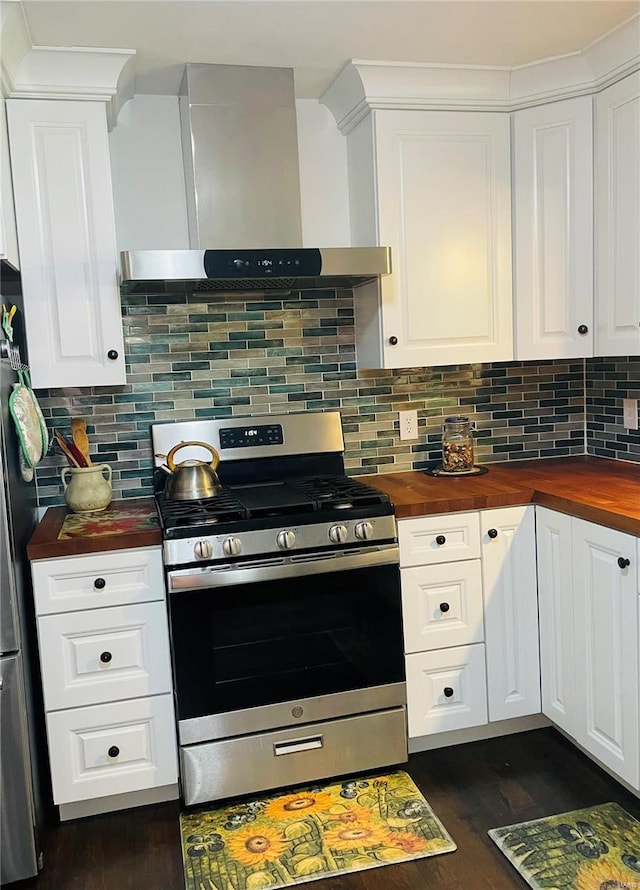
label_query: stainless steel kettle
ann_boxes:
[162,441,222,500]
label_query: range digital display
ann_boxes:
[219,424,284,449]
[204,249,322,278]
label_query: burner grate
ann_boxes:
[291,476,389,510]
[158,491,247,528]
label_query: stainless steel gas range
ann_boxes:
[152,410,407,806]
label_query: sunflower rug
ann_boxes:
[489,802,640,889]
[179,771,456,889]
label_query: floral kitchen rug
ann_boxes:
[180,770,456,889]
[489,801,640,889]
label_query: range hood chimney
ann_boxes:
[120,64,390,293]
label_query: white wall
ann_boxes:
[296,99,351,247]
[109,94,351,250]
[109,95,190,252]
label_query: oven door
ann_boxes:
[166,545,405,743]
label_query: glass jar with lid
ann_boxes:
[441,416,475,472]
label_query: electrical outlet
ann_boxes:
[623,399,639,430]
[399,409,418,441]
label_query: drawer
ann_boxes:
[38,602,172,711]
[406,644,487,737]
[46,694,178,804]
[32,547,164,615]
[401,560,484,653]
[398,513,481,567]
[180,706,408,806]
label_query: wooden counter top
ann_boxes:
[28,457,640,561]
[27,497,162,560]
[357,456,640,536]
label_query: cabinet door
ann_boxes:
[536,507,575,734]
[46,694,178,804]
[405,644,487,737]
[572,518,638,788]
[38,602,173,711]
[6,100,125,388]
[513,97,593,359]
[481,506,540,721]
[372,109,513,368]
[0,97,19,269]
[401,559,484,653]
[595,72,640,357]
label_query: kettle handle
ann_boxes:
[166,440,220,472]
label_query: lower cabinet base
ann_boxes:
[408,713,550,754]
[58,783,179,821]
[552,726,640,800]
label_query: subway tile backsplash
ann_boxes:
[32,289,639,507]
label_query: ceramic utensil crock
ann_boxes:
[61,464,112,513]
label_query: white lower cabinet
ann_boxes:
[399,505,539,740]
[31,546,178,811]
[537,507,639,789]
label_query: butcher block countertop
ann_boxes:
[357,456,640,537]
[28,457,639,561]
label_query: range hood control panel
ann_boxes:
[204,248,322,278]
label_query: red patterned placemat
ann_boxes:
[57,503,159,540]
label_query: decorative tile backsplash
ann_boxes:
[32,289,637,507]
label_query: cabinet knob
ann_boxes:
[487,528,498,539]
[618,557,631,569]
[435,535,446,546]
[577,324,589,335]
[439,602,450,613]
[388,336,398,346]
[443,687,454,698]
[100,651,112,664]
[94,578,106,590]
[107,349,119,360]
[107,746,120,758]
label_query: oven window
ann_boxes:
[169,563,404,720]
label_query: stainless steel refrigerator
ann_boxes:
[0,259,43,884]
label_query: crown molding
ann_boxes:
[8,46,136,127]
[322,13,640,132]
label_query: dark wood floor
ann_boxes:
[13,727,640,890]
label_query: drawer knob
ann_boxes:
[443,687,455,698]
[94,578,106,590]
[100,651,112,664]
[107,746,120,759]
[435,535,446,546]
[577,324,589,335]
[439,602,450,613]
[388,336,398,346]
[618,557,631,569]
[107,349,119,360]
[487,528,498,539]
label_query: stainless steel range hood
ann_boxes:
[120,64,390,294]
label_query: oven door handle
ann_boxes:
[167,545,399,592]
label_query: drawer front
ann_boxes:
[32,547,164,615]
[38,602,172,711]
[401,560,484,653]
[180,707,408,806]
[406,644,487,737]
[399,513,481,567]
[46,694,178,804]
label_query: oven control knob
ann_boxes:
[329,524,348,544]
[354,521,374,541]
[222,536,242,557]
[194,539,213,560]
[277,530,296,550]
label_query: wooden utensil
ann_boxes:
[71,417,92,465]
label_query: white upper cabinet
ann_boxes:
[7,99,126,389]
[0,96,20,270]
[595,71,640,357]
[349,109,513,369]
[513,97,594,360]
